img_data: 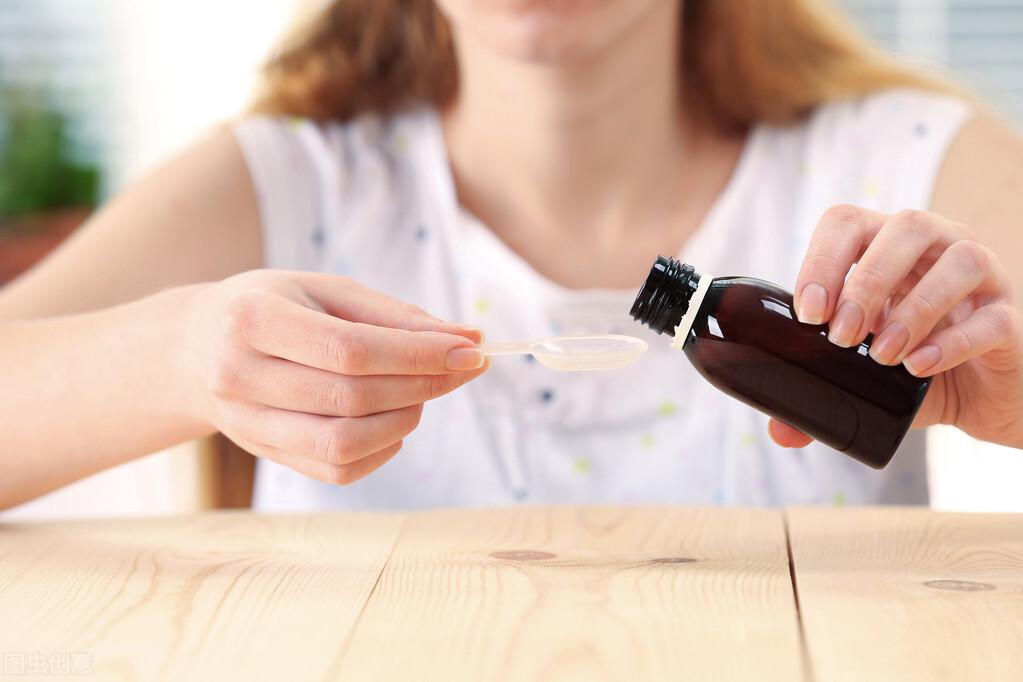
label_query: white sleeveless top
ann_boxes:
[233,89,971,511]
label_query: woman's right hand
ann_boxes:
[179,270,487,485]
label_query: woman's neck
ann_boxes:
[440,2,745,288]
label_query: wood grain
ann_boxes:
[0,511,404,681]
[787,506,1023,682]
[332,506,804,682]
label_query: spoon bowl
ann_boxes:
[530,335,648,371]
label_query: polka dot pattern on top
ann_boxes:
[233,88,968,511]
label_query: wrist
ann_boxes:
[139,283,216,435]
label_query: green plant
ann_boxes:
[0,90,101,232]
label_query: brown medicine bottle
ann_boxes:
[630,256,931,469]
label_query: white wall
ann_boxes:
[106,0,304,188]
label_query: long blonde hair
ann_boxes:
[251,0,951,129]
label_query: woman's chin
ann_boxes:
[440,0,654,65]
[484,26,606,64]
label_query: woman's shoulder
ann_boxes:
[231,108,443,271]
[806,87,973,147]
[750,88,975,215]
[233,109,435,172]
[232,108,440,209]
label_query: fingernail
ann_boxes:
[869,320,910,365]
[797,282,828,324]
[903,345,941,376]
[828,301,865,348]
[445,347,484,371]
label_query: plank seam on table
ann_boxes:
[784,510,817,682]
[786,506,1023,681]
[321,511,412,680]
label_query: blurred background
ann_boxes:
[1,0,1021,517]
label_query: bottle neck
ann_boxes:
[630,256,703,336]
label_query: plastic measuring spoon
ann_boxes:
[479,334,648,371]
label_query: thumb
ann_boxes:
[768,419,814,448]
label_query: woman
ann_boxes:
[0,0,1020,511]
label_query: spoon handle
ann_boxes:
[477,342,532,356]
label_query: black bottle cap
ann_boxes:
[630,256,701,335]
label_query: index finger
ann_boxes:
[296,272,483,343]
[794,205,888,324]
[248,294,484,376]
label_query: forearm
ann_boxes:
[0,285,215,509]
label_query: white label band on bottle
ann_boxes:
[670,275,712,351]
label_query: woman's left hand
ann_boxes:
[771,204,1023,450]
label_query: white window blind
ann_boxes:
[841,0,1023,120]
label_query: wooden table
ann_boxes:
[0,507,1020,681]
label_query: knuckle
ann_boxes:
[400,301,428,319]
[948,326,974,356]
[315,424,354,466]
[411,342,435,374]
[393,406,424,439]
[327,331,369,374]
[323,463,356,486]
[222,292,262,342]
[821,204,864,226]
[206,355,243,398]
[845,262,889,301]
[425,373,453,400]
[987,304,1019,338]
[313,428,338,464]
[803,252,844,277]
[893,209,933,240]
[235,268,274,286]
[408,403,425,430]
[326,381,364,416]
[902,290,944,321]
[950,220,976,240]
[332,274,355,289]
[948,239,991,272]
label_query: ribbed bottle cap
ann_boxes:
[630,256,700,335]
